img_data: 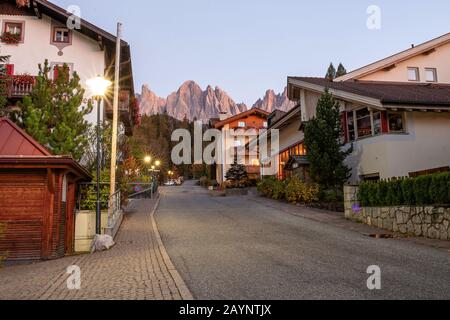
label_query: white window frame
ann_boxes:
[238,121,246,128]
[407,67,420,82]
[425,68,437,83]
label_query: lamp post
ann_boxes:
[87,75,112,235]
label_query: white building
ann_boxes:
[270,33,450,184]
[0,0,136,134]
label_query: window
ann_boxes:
[3,21,24,42]
[347,111,355,142]
[238,121,246,128]
[53,27,71,44]
[263,122,268,128]
[388,112,405,133]
[407,67,420,81]
[356,108,372,138]
[251,159,260,166]
[425,68,437,82]
[373,111,382,136]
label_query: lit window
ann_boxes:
[251,159,260,166]
[238,121,246,128]
[263,122,268,128]
[53,27,70,43]
[407,67,420,81]
[356,108,372,138]
[425,68,437,82]
[388,112,405,133]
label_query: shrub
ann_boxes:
[358,172,450,207]
[285,176,319,204]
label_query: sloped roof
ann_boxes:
[335,32,450,82]
[289,77,450,107]
[214,108,270,129]
[0,118,51,156]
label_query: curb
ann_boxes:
[150,193,194,300]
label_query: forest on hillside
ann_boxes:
[129,114,212,182]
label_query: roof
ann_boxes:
[285,155,309,171]
[0,118,91,180]
[289,77,450,108]
[268,105,301,129]
[335,33,450,82]
[214,108,270,129]
[0,117,51,156]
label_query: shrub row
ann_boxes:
[257,176,320,204]
[358,172,450,207]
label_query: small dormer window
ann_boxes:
[238,121,246,128]
[425,68,437,82]
[53,27,71,44]
[407,67,419,82]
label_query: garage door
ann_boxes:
[0,173,46,260]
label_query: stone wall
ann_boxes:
[344,186,450,241]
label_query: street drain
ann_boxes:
[367,233,395,239]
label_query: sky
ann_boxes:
[53,0,450,106]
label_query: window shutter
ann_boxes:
[53,66,59,80]
[381,111,389,133]
[5,64,14,75]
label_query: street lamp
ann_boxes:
[87,75,112,235]
[144,155,152,164]
[155,160,161,167]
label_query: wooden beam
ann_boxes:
[97,35,104,50]
[422,48,436,55]
[33,1,42,19]
[383,64,396,71]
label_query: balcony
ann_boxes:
[7,75,35,98]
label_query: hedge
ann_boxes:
[358,172,450,207]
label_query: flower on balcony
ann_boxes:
[0,32,21,45]
[12,74,34,86]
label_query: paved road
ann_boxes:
[156,181,450,300]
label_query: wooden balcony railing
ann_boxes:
[7,76,35,98]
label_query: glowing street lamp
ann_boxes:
[155,160,161,167]
[87,75,112,235]
[144,156,152,164]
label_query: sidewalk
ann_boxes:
[0,198,191,300]
[247,192,450,251]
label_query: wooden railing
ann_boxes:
[8,76,35,98]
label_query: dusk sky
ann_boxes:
[53,0,450,105]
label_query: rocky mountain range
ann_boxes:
[138,81,295,122]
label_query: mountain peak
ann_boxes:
[139,83,295,122]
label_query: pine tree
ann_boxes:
[336,63,347,77]
[18,60,93,161]
[225,161,249,188]
[0,55,10,116]
[304,89,352,192]
[325,63,336,81]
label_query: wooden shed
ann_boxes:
[0,118,91,261]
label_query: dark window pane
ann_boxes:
[373,112,381,135]
[388,113,404,132]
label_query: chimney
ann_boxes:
[219,112,228,121]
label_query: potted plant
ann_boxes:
[0,32,21,45]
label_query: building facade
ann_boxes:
[266,33,450,184]
[213,109,270,184]
[0,0,137,134]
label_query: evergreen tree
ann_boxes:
[336,63,347,77]
[325,63,336,81]
[304,89,352,192]
[18,60,93,161]
[225,161,249,188]
[0,55,10,117]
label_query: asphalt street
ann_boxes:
[156,181,450,300]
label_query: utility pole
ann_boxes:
[109,22,122,200]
